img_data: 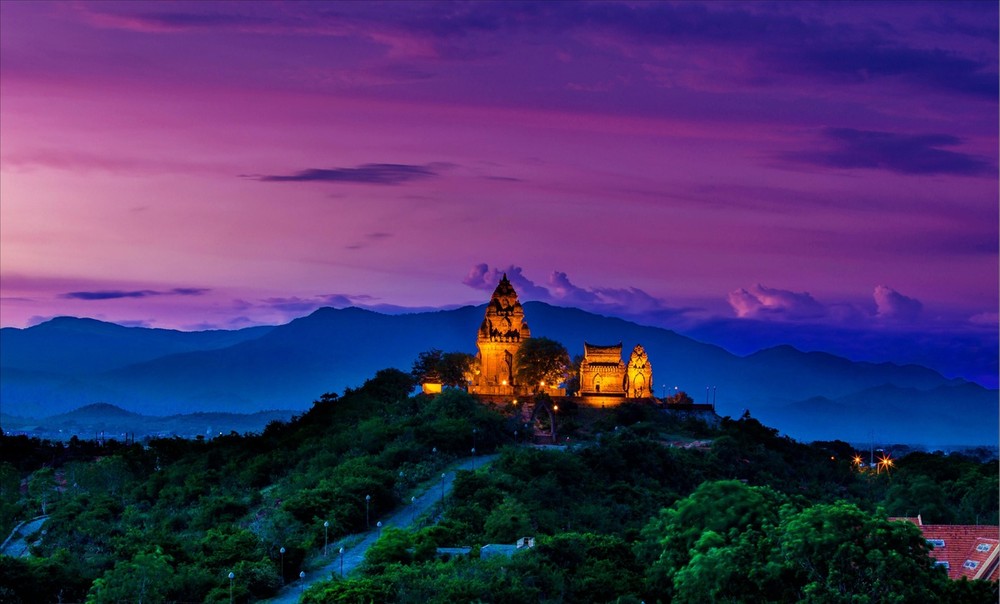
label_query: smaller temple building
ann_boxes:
[578,343,652,398]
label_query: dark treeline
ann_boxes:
[1,368,997,603]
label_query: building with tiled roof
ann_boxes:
[892,515,1000,581]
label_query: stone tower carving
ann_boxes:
[625,344,653,398]
[470,274,530,395]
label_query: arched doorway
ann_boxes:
[528,397,557,444]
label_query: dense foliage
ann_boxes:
[1,366,997,603]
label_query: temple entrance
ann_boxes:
[525,397,557,445]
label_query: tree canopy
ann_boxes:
[514,337,570,391]
[411,349,475,388]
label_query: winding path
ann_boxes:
[263,453,498,603]
[0,515,48,558]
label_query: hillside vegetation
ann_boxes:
[1,368,996,603]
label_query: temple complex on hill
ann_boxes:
[466,274,653,405]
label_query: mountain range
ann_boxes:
[1,303,996,447]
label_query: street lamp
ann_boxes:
[376,521,382,538]
[279,547,286,585]
[299,571,305,594]
[440,473,446,504]
[471,447,476,469]
[339,547,345,577]
[228,571,234,604]
[365,494,371,528]
[323,520,329,557]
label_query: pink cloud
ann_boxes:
[873,285,923,322]
[728,284,826,320]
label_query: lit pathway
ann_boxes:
[262,453,499,604]
[0,515,48,558]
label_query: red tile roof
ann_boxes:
[892,516,1000,581]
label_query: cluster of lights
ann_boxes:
[850,452,893,475]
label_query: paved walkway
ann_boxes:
[263,453,498,603]
[0,515,48,558]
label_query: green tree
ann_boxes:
[637,480,788,602]
[663,390,695,405]
[514,337,570,391]
[363,527,413,573]
[775,502,944,603]
[412,349,445,383]
[86,548,175,604]
[412,350,475,388]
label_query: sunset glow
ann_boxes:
[1,1,996,385]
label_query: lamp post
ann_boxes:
[339,547,345,577]
[323,520,329,557]
[440,473,445,505]
[471,447,476,469]
[279,547,285,585]
[228,571,234,604]
[299,571,305,595]
[411,496,416,523]
[365,494,371,528]
[376,521,382,538]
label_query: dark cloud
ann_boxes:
[784,45,997,99]
[61,288,209,300]
[82,2,997,99]
[252,163,439,185]
[345,232,394,251]
[364,2,997,98]
[791,128,994,176]
[131,11,273,30]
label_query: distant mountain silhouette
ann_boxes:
[1,402,293,441]
[1,304,995,446]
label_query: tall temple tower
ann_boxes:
[470,274,530,395]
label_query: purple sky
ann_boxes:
[1,2,997,383]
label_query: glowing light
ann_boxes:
[876,453,894,474]
[501,379,507,386]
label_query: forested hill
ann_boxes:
[2,370,996,603]
[1,304,996,446]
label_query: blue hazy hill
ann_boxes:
[1,304,995,446]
